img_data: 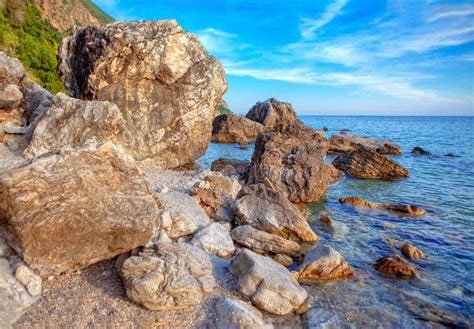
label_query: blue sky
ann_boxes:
[94,0,474,115]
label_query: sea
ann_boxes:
[199,116,474,328]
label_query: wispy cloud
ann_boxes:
[300,0,348,39]
[428,2,474,21]
[196,28,248,56]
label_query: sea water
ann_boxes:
[199,116,474,327]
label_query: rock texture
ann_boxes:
[332,148,409,180]
[401,243,425,260]
[24,93,132,159]
[234,184,318,243]
[246,98,297,129]
[230,249,307,315]
[0,52,26,127]
[319,216,336,230]
[22,81,53,126]
[338,197,426,217]
[411,146,431,155]
[296,245,353,281]
[231,225,301,257]
[211,158,250,178]
[213,297,272,329]
[58,20,227,169]
[191,222,235,259]
[246,120,336,203]
[212,114,264,144]
[120,242,215,310]
[0,143,159,277]
[327,131,402,155]
[373,255,417,278]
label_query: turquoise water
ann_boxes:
[200,116,474,327]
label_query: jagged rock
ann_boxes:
[211,158,250,178]
[24,93,132,159]
[273,254,294,267]
[0,52,25,85]
[231,225,301,257]
[191,172,241,217]
[246,98,297,129]
[158,191,211,238]
[120,242,215,310]
[191,222,235,258]
[373,255,417,278]
[319,216,336,230]
[0,84,22,109]
[229,248,308,315]
[234,184,318,243]
[411,146,431,155]
[296,245,353,281]
[213,297,272,329]
[22,81,53,125]
[247,120,336,203]
[332,148,409,180]
[212,113,264,144]
[58,20,227,169]
[0,143,159,277]
[339,197,426,217]
[0,53,26,128]
[401,243,425,260]
[327,131,402,155]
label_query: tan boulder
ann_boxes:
[296,245,353,281]
[211,157,250,178]
[401,243,426,260]
[339,197,426,217]
[191,222,235,258]
[327,131,402,155]
[212,113,265,144]
[373,255,417,278]
[245,98,297,129]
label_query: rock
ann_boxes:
[0,254,42,327]
[401,243,425,260]
[234,184,318,243]
[231,225,301,257]
[411,146,431,156]
[214,297,272,329]
[246,120,336,203]
[0,143,159,277]
[229,248,307,315]
[339,197,376,208]
[339,197,426,217]
[215,99,231,117]
[191,172,241,217]
[373,255,417,278]
[120,242,215,310]
[211,157,250,178]
[332,148,409,180]
[212,114,264,144]
[191,222,235,258]
[246,98,297,129]
[23,93,132,159]
[0,84,23,109]
[158,191,211,238]
[319,216,336,230]
[273,254,294,267]
[296,245,353,281]
[0,52,25,85]
[327,131,402,155]
[305,307,340,329]
[145,168,208,194]
[22,81,53,125]
[58,20,227,169]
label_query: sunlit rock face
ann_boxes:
[58,20,227,169]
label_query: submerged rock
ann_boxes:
[58,20,227,169]
[213,297,272,329]
[246,98,297,129]
[327,131,402,155]
[191,222,235,259]
[211,158,250,178]
[401,243,426,260]
[233,184,318,243]
[338,197,426,217]
[411,146,431,156]
[296,245,353,281]
[319,216,336,230]
[333,148,409,180]
[0,143,159,278]
[373,255,417,278]
[212,113,264,144]
[230,248,308,315]
[305,307,340,329]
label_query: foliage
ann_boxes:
[218,104,232,114]
[78,0,114,23]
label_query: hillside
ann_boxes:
[0,0,113,93]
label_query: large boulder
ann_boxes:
[327,131,402,155]
[213,297,272,329]
[58,20,227,169]
[0,143,160,277]
[246,98,297,129]
[23,93,132,159]
[332,148,409,180]
[191,222,235,258]
[296,245,353,281]
[229,248,307,315]
[233,184,318,243]
[120,242,215,310]
[212,113,264,144]
[246,120,338,203]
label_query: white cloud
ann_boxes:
[428,3,474,21]
[300,0,348,39]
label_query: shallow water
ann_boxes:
[199,116,474,327]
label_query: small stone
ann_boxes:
[296,245,353,281]
[319,216,336,229]
[411,146,431,155]
[373,255,417,278]
[401,243,425,260]
[191,222,235,259]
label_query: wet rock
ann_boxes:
[319,216,336,230]
[213,297,272,329]
[0,143,159,278]
[158,191,211,238]
[246,120,336,203]
[411,146,431,156]
[58,20,227,169]
[245,98,298,129]
[401,243,425,260]
[229,248,308,315]
[296,245,353,281]
[333,148,409,180]
[24,93,132,159]
[339,197,426,217]
[327,131,402,155]
[120,242,215,310]
[273,254,294,267]
[231,225,301,257]
[373,255,417,278]
[191,222,235,259]
[234,184,318,243]
[339,197,376,208]
[211,157,250,178]
[305,307,340,329]
[212,113,264,144]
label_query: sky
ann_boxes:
[93,0,474,115]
